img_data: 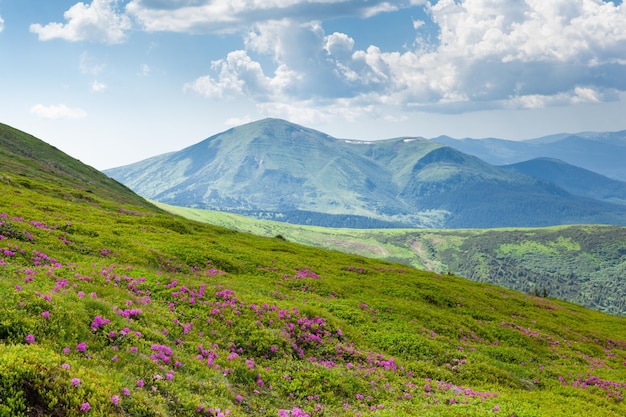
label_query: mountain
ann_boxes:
[105,118,626,229]
[433,131,626,181]
[106,118,412,228]
[501,158,626,206]
[3,122,626,416]
[0,122,154,209]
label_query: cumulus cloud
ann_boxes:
[37,0,625,118]
[183,50,278,100]
[30,0,131,44]
[31,104,88,120]
[0,15,4,33]
[183,0,626,116]
[185,20,379,103]
[413,0,626,109]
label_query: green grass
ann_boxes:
[156,202,626,315]
[0,122,153,210]
[2,151,626,415]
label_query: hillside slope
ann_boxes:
[0,122,154,209]
[3,124,626,416]
[105,119,626,229]
[155,202,626,316]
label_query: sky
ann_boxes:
[1,0,625,170]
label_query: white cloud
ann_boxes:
[429,0,626,63]
[324,32,354,59]
[184,0,626,118]
[412,19,425,30]
[91,80,107,92]
[126,0,421,33]
[415,0,626,108]
[30,0,131,44]
[361,2,399,18]
[0,16,4,33]
[27,0,624,119]
[184,50,275,100]
[30,104,88,120]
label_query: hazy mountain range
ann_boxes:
[105,118,626,229]
[500,158,626,206]
[433,131,626,181]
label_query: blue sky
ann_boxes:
[1,0,625,170]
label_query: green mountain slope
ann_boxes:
[0,122,154,209]
[105,119,626,229]
[3,123,626,416]
[105,119,412,228]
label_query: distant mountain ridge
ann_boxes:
[501,158,626,206]
[433,131,626,181]
[105,118,626,229]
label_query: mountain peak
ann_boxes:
[105,121,626,229]
[204,118,337,148]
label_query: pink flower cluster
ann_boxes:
[91,315,111,330]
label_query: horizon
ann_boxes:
[73,117,626,170]
[1,0,625,170]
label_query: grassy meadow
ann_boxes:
[157,203,626,316]
[2,124,626,415]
